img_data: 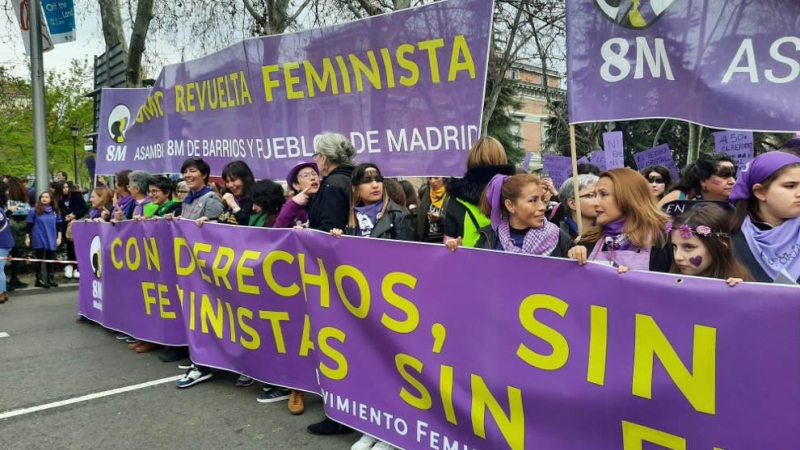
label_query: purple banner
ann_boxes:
[577,156,590,165]
[95,0,492,179]
[714,130,755,173]
[74,220,800,449]
[567,1,800,132]
[590,149,606,170]
[542,154,572,189]
[634,144,680,181]
[603,131,624,169]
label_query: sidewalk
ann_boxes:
[8,271,80,297]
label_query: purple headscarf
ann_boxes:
[729,152,800,202]
[486,174,510,229]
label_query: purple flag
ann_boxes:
[74,220,800,449]
[634,144,680,181]
[96,0,493,180]
[714,131,755,173]
[567,1,800,132]
[603,131,624,169]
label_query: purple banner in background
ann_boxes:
[73,219,800,450]
[603,131,624,169]
[95,0,493,179]
[542,154,572,189]
[634,144,680,181]
[714,130,755,173]
[567,0,800,132]
[590,149,605,170]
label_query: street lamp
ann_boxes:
[70,125,79,186]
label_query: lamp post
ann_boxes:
[70,125,79,186]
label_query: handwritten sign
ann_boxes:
[713,131,754,173]
[634,144,680,181]
[543,154,573,189]
[603,132,624,169]
[590,150,606,170]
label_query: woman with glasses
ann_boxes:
[275,162,320,228]
[175,181,189,202]
[659,153,737,207]
[307,133,357,232]
[147,176,181,217]
[550,174,599,239]
[640,165,673,202]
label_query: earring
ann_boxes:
[510,209,516,214]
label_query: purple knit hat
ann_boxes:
[729,152,800,202]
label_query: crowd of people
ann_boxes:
[3,131,799,449]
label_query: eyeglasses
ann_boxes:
[357,175,384,185]
[714,166,737,179]
[176,190,189,194]
[147,190,163,195]
[579,192,597,199]
[648,177,665,184]
[298,171,319,180]
[312,152,321,160]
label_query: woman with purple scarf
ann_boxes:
[446,174,576,257]
[730,151,800,285]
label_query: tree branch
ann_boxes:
[127,0,155,87]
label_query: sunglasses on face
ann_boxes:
[714,166,737,178]
[357,175,384,185]
[648,177,665,184]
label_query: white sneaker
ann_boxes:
[64,265,74,279]
[351,434,378,450]
[371,442,395,450]
[72,270,80,279]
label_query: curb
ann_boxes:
[11,283,80,297]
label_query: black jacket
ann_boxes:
[416,189,449,243]
[345,200,414,241]
[476,225,576,258]
[308,165,354,232]
[60,191,88,220]
[443,164,516,240]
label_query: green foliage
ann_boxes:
[0,60,94,185]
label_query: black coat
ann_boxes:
[475,225,575,258]
[60,191,88,220]
[308,165,354,232]
[345,201,414,241]
[443,164,516,240]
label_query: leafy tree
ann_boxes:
[486,57,524,164]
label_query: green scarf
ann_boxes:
[249,212,269,227]
[154,200,178,217]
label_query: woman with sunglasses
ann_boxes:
[659,153,737,207]
[640,165,673,202]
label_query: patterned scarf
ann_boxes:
[742,215,800,282]
[497,217,559,256]
[429,185,446,209]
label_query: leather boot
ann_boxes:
[47,264,58,287]
[35,274,49,289]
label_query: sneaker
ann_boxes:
[115,334,131,340]
[351,434,377,450]
[125,337,140,344]
[175,367,213,388]
[257,387,291,403]
[235,375,254,387]
[72,270,80,279]
[177,361,194,371]
[372,442,395,450]
[288,390,305,415]
[64,265,74,279]
[307,417,353,436]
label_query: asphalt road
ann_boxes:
[0,289,354,450]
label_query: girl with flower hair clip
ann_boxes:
[662,203,753,286]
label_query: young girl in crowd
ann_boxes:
[26,192,62,288]
[446,174,576,257]
[0,183,15,303]
[569,168,671,272]
[664,203,752,285]
[729,151,800,284]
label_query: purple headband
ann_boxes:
[486,174,510,229]
[729,152,800,201]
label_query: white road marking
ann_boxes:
[0,332,9,338]
[0,375,182,420]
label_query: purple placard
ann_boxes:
[95,0,493,179]
[634,144,680,181]
[577,156,590,165]
[714,131,755,173]
[542,154,573,189]
[74,220,800,449]
[566,1,800,132]
[590,149,606,170]
[522,151,534,171]
[603,131,624,169]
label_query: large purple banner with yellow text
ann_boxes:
[95,0,492,180]
[567,0,800,132]
[74,220,800,449]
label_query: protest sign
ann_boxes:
[590,150,605,170]
[566,1,800,132]
[75,220,800,450]
[522,151,533,171]
[577,156,590,165]
[603,131,624,169]
[95,0,493,180]
[542,154,572,188]
[634,144,680,180]
[713,131,755,173]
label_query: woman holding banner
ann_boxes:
[569,168,672,272]
[658,153,736,207]
[729,151,800,284]
[443,136,515,247]
[218,161,256,225]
